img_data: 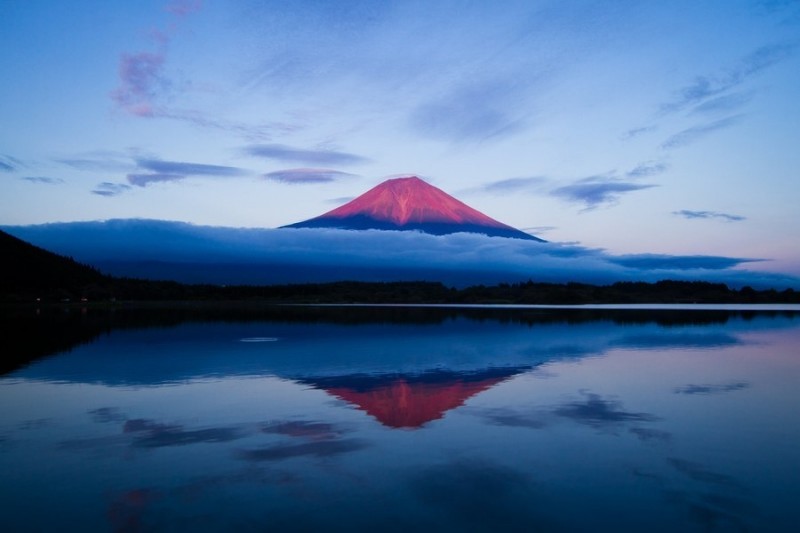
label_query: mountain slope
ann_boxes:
[0,229,107,300]
[283,176,544,241]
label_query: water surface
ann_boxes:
[1,306,799,531]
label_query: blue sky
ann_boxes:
[2,0,800,280]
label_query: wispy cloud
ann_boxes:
[609,254,760,270]
[551,176,657,210]
[481,177,547,194]
[126,159,246,187]
[661,43,795,113]
[21,176,65,185]
[409,80,526,142]
[661,115,743,149]
[0,154,21,172]
[111,51,168,117]
[109,2,279,139]
[57,153,134,172]
[690,91,753,115]
[674,382,749,395]
[626,161,669,178]
[165,0,202,17]
[245,144,369,166]
[135,158,245,176]
[127,173,185,187]
[553,392,658,427]
[673,210,746,222]
[264,168,356,184]
[622,125,657,140]
[92,182,132,197]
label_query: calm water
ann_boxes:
[1,306,799,532]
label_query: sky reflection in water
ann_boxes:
[1,307,799,531]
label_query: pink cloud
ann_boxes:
[166,0,202,17]
[111,52,167,117]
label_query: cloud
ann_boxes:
[629,427,672,443]
[667,458,738,487]
[91,182,132,197]
[661,43,795,113]
[57,154,134,172]
[622,125,657,139]
[551,176,657,209]
[521,226,558,235]
[673,210,746,222]
[690,92,753,115]
[627,161,669,178]
[245,144,369,166]
[135,158,245,176]
[111,51,168,117]
[552,391,658,427]
[327,196,355,204]
[661,115,743,149]
[264,168,356,184]
[674,382,749,395]
[4,220,796,289]
[609,254,759,270]
[409,80,526,142]
[165,0,202,17]
[21,176,65,185]
[126,158,247,187]
[481,177,548,194]
[127,173,185,187]
[237,439,367,462]
[88,407,127,424]
[0,154,21,172]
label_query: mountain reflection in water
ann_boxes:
[301,368,528,429]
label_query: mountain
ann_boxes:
[0,229,107,300]
[283,176,544,241]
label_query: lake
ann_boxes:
[1,305,799,531]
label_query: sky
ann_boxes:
[2,0,800,281]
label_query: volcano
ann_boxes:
[282,176,543,241]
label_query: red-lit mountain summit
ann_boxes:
[283,176,543,241]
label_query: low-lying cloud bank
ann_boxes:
[3,219,796,289]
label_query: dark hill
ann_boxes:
[0,229,108,301]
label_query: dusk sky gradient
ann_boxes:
[2,0,800,280]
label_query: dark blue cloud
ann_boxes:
[551,176,657,209]
[263,168,356,184]
[673,210,746,222]
[661,115,743,149]
[553,392,658,427]
[135,158,246,176]
[674,382,749,395]
[245,144,369,166]
[21,176,65,185]
[127,173,185,187]
[91,182,132,197]
[609,254,760,270]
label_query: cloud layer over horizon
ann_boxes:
[2,219,795,289]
